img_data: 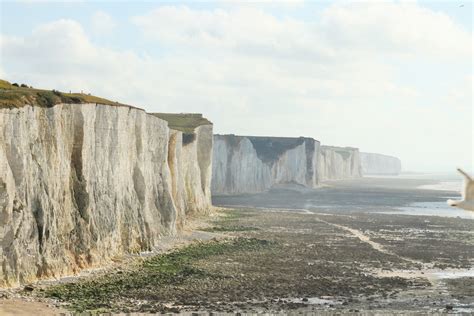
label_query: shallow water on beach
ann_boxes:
[375,267,474,280]
[386,201,474,219]
[433,268,474,279]
[418,181,463,192]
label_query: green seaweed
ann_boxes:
[43,238,272,313]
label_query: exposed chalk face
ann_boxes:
[171,124,213,216]
[211,135,320,195]
[360,152,402,175]
[211,135,403,195]
[318,146,363,181]
[0,103,212,287]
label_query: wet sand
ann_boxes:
[6,176,474,314]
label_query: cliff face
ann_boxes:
[360,152,402,175]
[317,146,362,181]
[0,103,212,287]
[153,113,213,217]
[166,124,213,217]
[212,135,320,195]
[212,135,408,194]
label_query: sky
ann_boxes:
[0,0,472,173]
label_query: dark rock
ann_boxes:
[23,285,35,292]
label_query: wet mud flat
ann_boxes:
[203,209,473,314]
[23,207,473,314]
[11,176,473,314]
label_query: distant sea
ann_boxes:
[385,173,473,220]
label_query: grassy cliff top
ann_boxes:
[152,113,212,133]
[0,79,129,109]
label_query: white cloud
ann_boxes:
[90,11,116,35]
[0,1,472,171]
[132,6,333,60]
[443,75,474,110]
[320,1,471,59]
[132,1,471,60]
[1,19,97,70]
[0,19,142,97]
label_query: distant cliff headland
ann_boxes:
[0,79,400,286]
[211,135,401,195]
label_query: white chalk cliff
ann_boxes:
[0,103,212,287]
[318,146,362,181]
[212,135,320,194]
[360,152,402,175]
[212,136,396,194]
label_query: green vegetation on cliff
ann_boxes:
[0,79,124,108]
[152,113,212,134]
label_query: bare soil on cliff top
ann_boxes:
[6,176,474,315]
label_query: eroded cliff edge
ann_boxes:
[212,135,320,194]
[360,152,402,175]
[0,103,213,287]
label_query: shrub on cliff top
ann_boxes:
[152,113,212,134]
[36,91,58,108]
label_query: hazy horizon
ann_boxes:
[1,0,472,173]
